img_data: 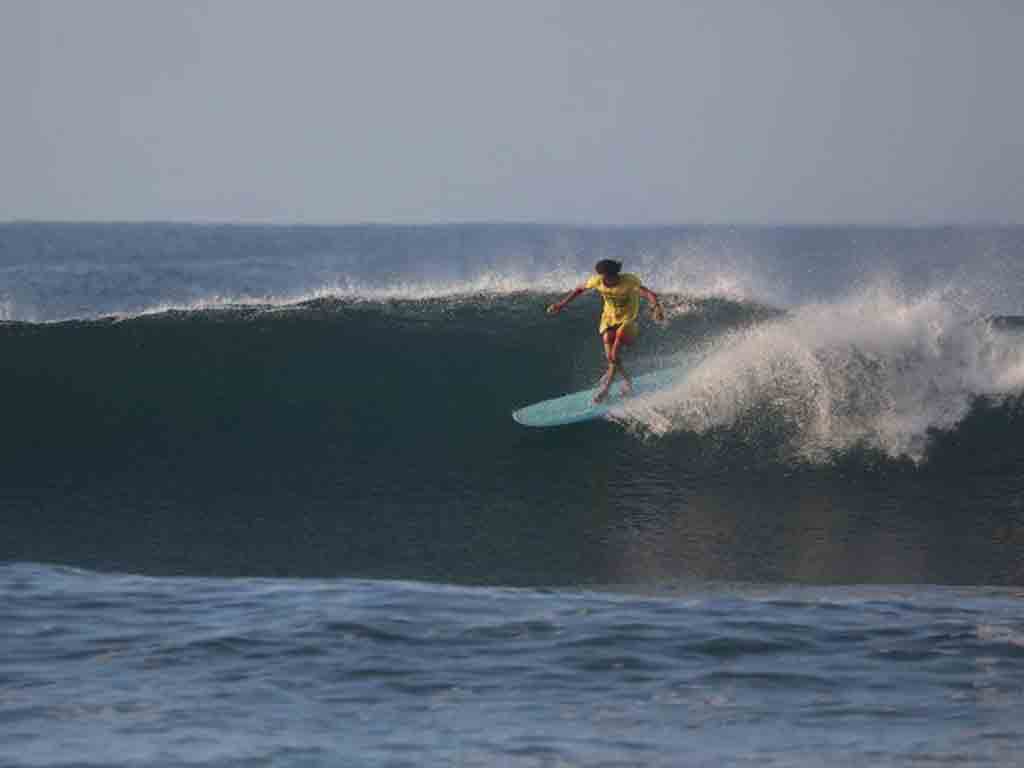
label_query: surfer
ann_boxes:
[547,260,665,403]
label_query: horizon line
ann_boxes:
[3,218,1022,230]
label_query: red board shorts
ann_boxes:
[602,321,638,346]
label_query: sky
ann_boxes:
[2,0,1022,225]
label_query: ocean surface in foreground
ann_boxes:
[4,564,1024,767]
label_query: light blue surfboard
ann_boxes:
[512,364,692,427]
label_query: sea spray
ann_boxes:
[614,283,1024,461]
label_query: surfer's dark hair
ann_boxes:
[595,259,622,276]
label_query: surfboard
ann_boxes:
[512,364,691,427]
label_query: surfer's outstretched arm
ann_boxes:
[640,285,665,322]
[547,285,586,315]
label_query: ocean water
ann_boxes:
[3,222,1024,765]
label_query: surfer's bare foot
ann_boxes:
[620,381,633,397]
[592,387,609,404]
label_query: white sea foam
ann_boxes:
[107,250,769,321]
[110,271,584,320]
[613,283,1024,461]
[0,229,802,322]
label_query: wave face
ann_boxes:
[3,294,1024,586]
[3,223,1024,585]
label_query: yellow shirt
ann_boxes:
[585,273,642,334]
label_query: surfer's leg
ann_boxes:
[593,363,616,403]
[595,360,630,402]
[593,328,620,403]
[617,361,633,396]
[614,323,637,395]
[601,327,617,362]
[594,326,636,402]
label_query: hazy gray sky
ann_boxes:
[3,1,1022,224]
